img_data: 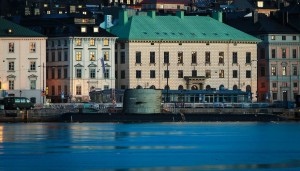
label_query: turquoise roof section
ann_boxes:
[110,12,261,42]
[0,18,45,37]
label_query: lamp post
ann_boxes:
[38,63,45,104]
[166,61,169,103]
[251,60,258,101]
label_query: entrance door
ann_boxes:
[282,91,288,101]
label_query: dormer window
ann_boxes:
[93,26,99,33]
[7,28,13,34]
[81,26,87,33]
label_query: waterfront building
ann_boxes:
[226,7,300,102]
[42,16,117,102]
[109,10,261,101]
[0,18,46,103]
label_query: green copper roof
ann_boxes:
[0,18,45,37]
[110,12,261,42]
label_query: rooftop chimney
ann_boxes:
[176,10,184,19]
[119,10,128,25]
[148,11,156,19]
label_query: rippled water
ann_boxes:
[0,122,300,171]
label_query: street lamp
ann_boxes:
[38,63,45,104]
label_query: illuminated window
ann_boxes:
[93,27,99,33]
[9,43,14,53]
[30,61,36,71]
[103,39,109,46]
[89,39,95,46]
[90,51,95,61]
[30,42,36,53]
[104,52,109,61]
[75,39,82,46]
[271,66,276,76]
[81,26,86,33]
[76,51,82,61]
[282,66,286,76]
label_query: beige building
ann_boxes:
[0,18,47,104]
[111,11,260,101]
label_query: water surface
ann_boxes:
[0,122,300,171]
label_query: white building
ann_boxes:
[0,18,47,104]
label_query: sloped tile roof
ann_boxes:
[0,18,45,37]
[110,13,261,42]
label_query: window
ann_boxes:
[294,82,298,88]
[282,66,286,76]
[64,40,67,46]
[120,52,125,64]
[64,68,68,78]
[115,70,118,79]
[219,70,224,78]
[271,35,275,40]
[192,52,197,64]
[271,66,276,76]
[273,93,277,100]
[164,52,169,63]
[57,68,61,79]
[52,52,55,62]
[30,80,36,90]
[90,69,96,78]
[293,49,297,58]
[246,52,251,63]
[103,39,109,46]
[260,48,265,59]
[104,52,109,61]
[271,49,276,58]
[136,51,141,63]
[90,39,95,46]
[192,70,197,77]
[205,52,210,64]
[282,48,286,58]
[246,70,251,78]
[93,27,99,33]
[76,51,82,61]
[219,52,224,64]
[76,69,82,78]
[293,66,297,76]
[57,40,61,46]
[9,43,14,53]
[282,36,286,40]
[58,51,62,61]
[8,62,14,71]
[30,61,36,71]
[51,68,55,79]
[104,69,110,79]
[164,70,169,78]
[64,51,68,61]
[232,52,238,64]
[150,70,155,78]
[75,39,82,46]
[260,66,265,76]
[205,70,211,78]
[81,26,86,33]
[90,51,95,61]
[121,70,125,79]
[272,82,277,88]
[9,80,14,90]
[150,52,155,63]
[178,70,183,78]
[76,86,81,95]
[30,42,36,53]
[136,70,141,78]
[120,43,125,49]
[178,51,183,64]
[233,70,238,78]
[293,36,297,40]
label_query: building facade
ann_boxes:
[0,18,46,104]
[111,10,260,101]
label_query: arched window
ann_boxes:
[149,85,156,89]
[233,85,238,90]
[178,85,184,90]
[246,85,251,92]
[136,85,143,89]
[191,85,198,90]
[164,85,170,90]
[219,84,225,90]
[206,85,211,90]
